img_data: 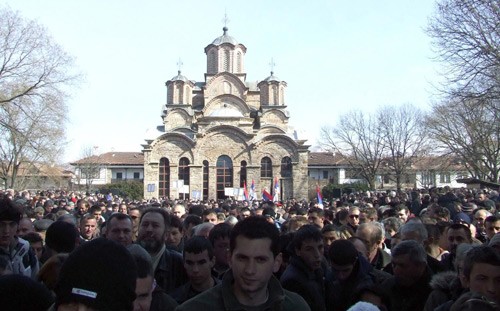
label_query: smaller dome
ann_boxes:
[170,70,188,82]
[263,71,280,82]
[211,27,238,45]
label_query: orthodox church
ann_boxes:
[142,27,309,201]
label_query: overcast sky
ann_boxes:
[3,0,441,163]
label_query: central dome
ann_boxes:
[211,27,238,45]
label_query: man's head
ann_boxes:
[348,207,361,228]
[391,240,427,287]
[0,199,21,248]
[328,239,358,281]
[166,215,183,248]
[485,216,500,240]
[137,208,170,254]
[462,245,500,303]
[203,210,218,224]
[17,217,34,238]
[46,221,79,254]
[129,245,154,311]
[183,236,215,287]
[79,215,97,240]
[355,222,385,258]
[399,222,428,244]
[55,238,137,311]
[395,205,410,223]
[172,204,186,219]
[208,223,231,268]
[106,213,133,247]
[75,199,90,215]
[307,208,325,229]
[292,224,324,271]
[446,223,472,254]
[474,209,491,230]
[23,232,44,260]
[228,217,281,299]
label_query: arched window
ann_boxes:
[272,85,278,105]
[261,157,272,178]
[178,158,190,185]
[216,155,233,200]
[203,160,209,201]
[223,49,230,72]
[281,157,292,178]
[236,51,242,73]
[176,83,183,104]
[240,160,247,187]
[209,50,217,73]
[159,158,170,198]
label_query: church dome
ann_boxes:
[170,70,188,82]
[211,27,238,45]
[263,71,281,82]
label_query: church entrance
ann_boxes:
[216,155,233,200]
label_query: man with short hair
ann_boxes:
[79,215,98,242]
[461,245,500,304]
[395,205,410,223]
[106,213,133,247]
[484,215,500,241]
[17,217,34,238]
[356,222,391,270]
[166,215,184,252]
[137,208,186,293]
[441,223,473,271]
[172,204,186,219]
[208,223,231,279]
[129,246,178,311]
[128,207,141,242]
[382,240,433,311]
[202,209,218,224]
[0,198,39,278]
[280,224,326,311]
[171,236,220,304]
[176,217,310,310]
[347,206,361,232]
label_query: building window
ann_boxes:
[323,171,328,180]
[240,160,247,187]
[178,158,190,185]
[261,157,272,178]
[440,173,451,183]
[133,172,140,179]
[223,49,230,72]
[116,172,123,180]
[159,158,170,198]
[281,157,292,178]
[236,51,242,72]
[216,155,233,200]
[209,50,217,73]
[203,160,209,201]
[383,175,390,184]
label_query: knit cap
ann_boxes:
[55,238,137,310]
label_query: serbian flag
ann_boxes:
[262,189,273,201]
[273,177,280,202]
[249,179,256,200]
[243,181,249,201]
[316,184,323,205]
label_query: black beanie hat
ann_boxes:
[55,238,137,311]
[45,221,79,253]
[0,274,54,311]
[328,239,358,265]
[0,198,22,223]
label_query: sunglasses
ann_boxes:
[349,215,359,219]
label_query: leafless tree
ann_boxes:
[0,6,79,189]
[427,0,500,102]
[378,104,430,190]
[0,95,65,188]
[73,146,102,192]
[320,110,385,189]
[427,97,500,182]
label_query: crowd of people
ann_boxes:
[0,186,499,310]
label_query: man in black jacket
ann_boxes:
[280,224,327,311]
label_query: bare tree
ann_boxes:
[427,97,500,182]
[73,146,102,192]
[0,95,65,189]
[320,110,385,189]
[378,104,430,191]
[0,6,79,189]
[427,0,500,102]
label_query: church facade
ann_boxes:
[142,27,310,201]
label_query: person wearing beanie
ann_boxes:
[0,198,39,278]
[45,221,79,254]
[54,238,138,311]
[0,274,54,311]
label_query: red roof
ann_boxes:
[71,152,144,166]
